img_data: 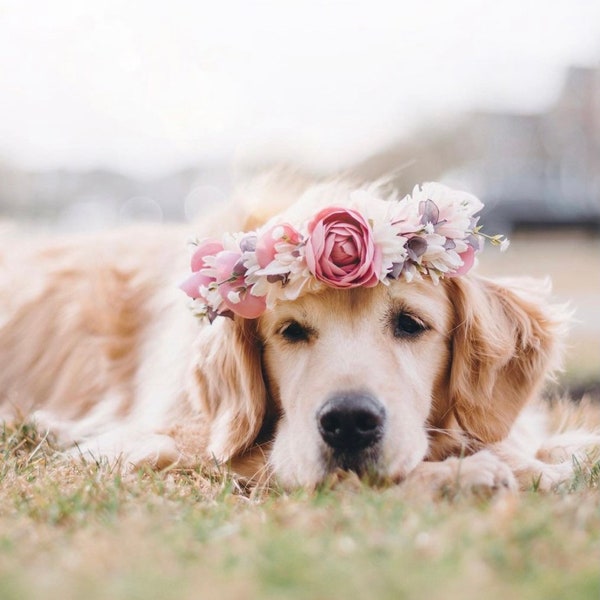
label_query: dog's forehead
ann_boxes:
[259,279,451,331]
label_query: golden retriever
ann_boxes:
[1,176,598,494]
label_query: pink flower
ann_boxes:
[180,270,214,299]
[447,245,475,277]
[190,239,224,272]
[225,292,267,319]
[214,251,266,319]
[305,206,382,288]
[255,223,301,268]
[180,239,224,300]
[181,238,266,318]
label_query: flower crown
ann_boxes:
[180,182,509,321]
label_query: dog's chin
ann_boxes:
[320,445,384,481]
[271,445,400,490]
[268,421,429,489]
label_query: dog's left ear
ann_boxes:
[190,317,267,463]
[445,276,566,444]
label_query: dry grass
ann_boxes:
[1,420,599,600]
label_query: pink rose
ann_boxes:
[305,207,382,288]
[447,245,475,277]
[255,223,301,268]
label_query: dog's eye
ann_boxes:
[280,320,311,343]
[393,312,427,339]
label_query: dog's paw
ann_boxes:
[509,458,597,492]
[404,450,517,499]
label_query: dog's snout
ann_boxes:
[317,393,385,452]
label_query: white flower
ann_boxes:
[420,233,447,261]
[389,192,422,235]
[413,182,483,240]
[199,282,224,313]
[349,189,408,279]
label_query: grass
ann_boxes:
[1,422,599,600]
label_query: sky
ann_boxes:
[1,0,599,177]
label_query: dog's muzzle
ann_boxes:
[317,392,386,473]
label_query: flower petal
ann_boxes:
[179,271,214,299]
[222,290,267,319]
[191,239,224,272]
[447,245,475,277]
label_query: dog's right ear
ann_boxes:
[189,317,267,464]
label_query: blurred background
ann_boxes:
[0,0,599,395]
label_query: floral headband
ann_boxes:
[180,182,509,321]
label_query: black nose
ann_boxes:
[317,393,385,452]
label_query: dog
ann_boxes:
[1,176,598,494]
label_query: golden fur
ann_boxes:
[1,179,598,493]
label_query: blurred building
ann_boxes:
[0,163,231,231]
[445,66,600,232]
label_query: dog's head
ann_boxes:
[189,273,564,488]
